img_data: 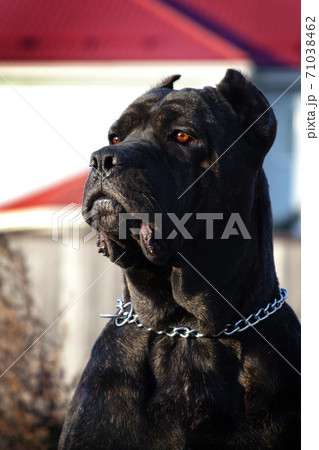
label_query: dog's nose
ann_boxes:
[89,147,123,176]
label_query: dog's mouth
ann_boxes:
[85,195,124,229]
[94,217,168,265]
[84,193,179,265]
[91,197,122,215]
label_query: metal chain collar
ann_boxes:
[100,288,288,339]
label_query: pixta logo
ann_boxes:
[52,203,97,249]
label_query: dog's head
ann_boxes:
[83,70,276,268]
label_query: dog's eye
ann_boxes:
[173,131,195,146]
[110,135,120,145]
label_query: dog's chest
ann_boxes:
[146,338,243,421]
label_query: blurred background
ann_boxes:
[0,0,300,448]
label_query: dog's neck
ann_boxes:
[123,234,278,335]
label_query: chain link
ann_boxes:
[100,288,288,339]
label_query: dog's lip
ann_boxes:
[84,191,123,214]
[140,222,159,255]
[92,197,119,211]
[90,197,124,221]
[83,192,125,228]
[138,222,172,265]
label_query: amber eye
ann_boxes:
[174,130,195,146]
[176,131,189,143]
[110,135,119,145]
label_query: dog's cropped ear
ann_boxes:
[216,69,276,155]
[155,74,181,89]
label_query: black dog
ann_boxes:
[59,70,300,449]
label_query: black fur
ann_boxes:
[59,70,300,449]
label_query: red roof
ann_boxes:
[0,0,300,66]
[0,172,89,212]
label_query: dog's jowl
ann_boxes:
[59,70,301,450]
